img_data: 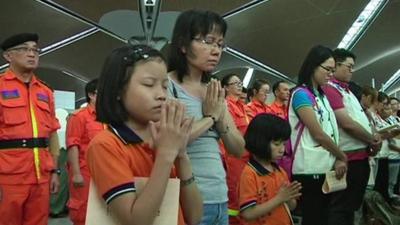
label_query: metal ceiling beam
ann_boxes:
[222,0,294,84]
[225,47,295,84]
[138,0,162,44]
[35,0,127,43]
[222,0,270,18]
[0,28,99,71]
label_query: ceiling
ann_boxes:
[1,0,399,105]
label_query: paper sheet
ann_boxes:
[86,177,180,225]
[322,170,347,194]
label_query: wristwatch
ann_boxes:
[51,168,61,175]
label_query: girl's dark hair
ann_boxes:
[96,44,166,125]
[168,9,227,83]
[248,79,269,98]
[297,45,333,94]
[244,113,291,160]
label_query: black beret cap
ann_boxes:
[1,33,39,51]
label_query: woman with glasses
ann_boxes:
[288,45,347,225]
[246,79,272,120]
[168,10,245,225]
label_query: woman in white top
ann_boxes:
[288,45,347,225]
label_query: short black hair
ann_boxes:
[85,78,98,103]
[96,44,166,125]
[244,113,291,161]
[272,80,286,97]
[333,48,356,63]
[297,45,333,94]
[248,79,269,98]
[168,9,227,83]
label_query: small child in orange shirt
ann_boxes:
[239,113,302,225]
[87,45,202,225]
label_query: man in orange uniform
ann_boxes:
[0,33,61,225]
[66,78,103,225]
[268,81,290,119]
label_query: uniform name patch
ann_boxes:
[1,89,19,99]
[37,93,49,103]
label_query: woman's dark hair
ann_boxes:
[248,79,269,99]
[297,45,333,94]
[361,85,378,103]
[168,9,227,83]
[377,91,389,103]
[244,113,291,160]
[85,78,98,103]
[221,73,237,88]
[96,44,166,125]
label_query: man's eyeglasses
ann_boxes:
[338,62,354,71]
[228,81,243,87]
[319,65,336,74]
[8,46,41,54]
[193,37,226,50]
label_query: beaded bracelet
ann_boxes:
[181,175,195,187]
[204,115,217,124]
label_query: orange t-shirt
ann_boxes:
[87,124,184,225]
[226,95,250,135]
[246,100,271,121]
[268,101,288,120]
[239,158,292,225]
[0,69,60,184]
[66,105,103,172]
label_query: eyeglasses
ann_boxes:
[8,46,41,54]
[338,62,354,71]
[227,81,243,87]
[193,37,226,50]
[319,65,336,74]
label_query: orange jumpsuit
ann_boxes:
[267,100,288,119]
[224,96,250,225]
[66,105,103,225]
[246,100,272,121]
[0,69,60,225]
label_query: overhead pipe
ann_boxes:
[224,47,295,84]
[34,0,127,43]
[0,28,99,71]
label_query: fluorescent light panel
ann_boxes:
[243,68,254,88]
[337,0,387,49]
[383,69,400,92]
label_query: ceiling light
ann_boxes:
[337,0,388,49]
[382,69,400,92]
[243,68,254,88]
